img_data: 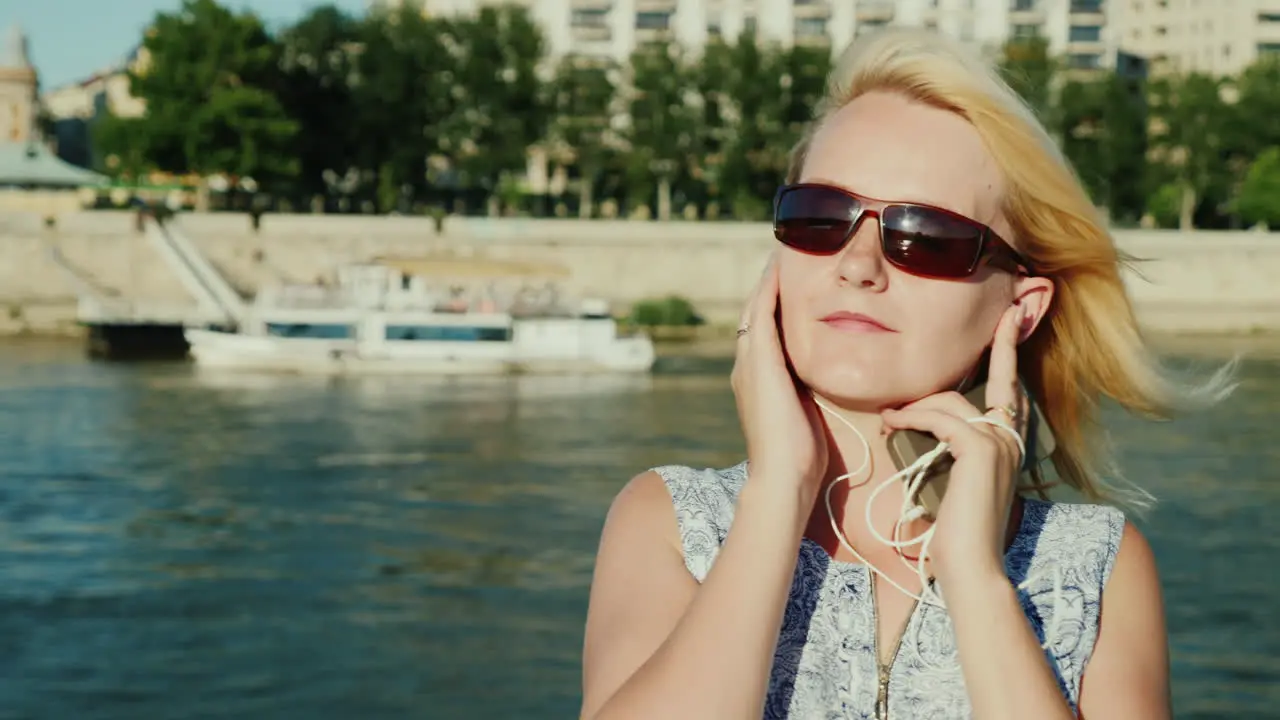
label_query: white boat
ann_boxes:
[183,257,656,374]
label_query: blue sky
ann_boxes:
[8,0,369,90]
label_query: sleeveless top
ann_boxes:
[654,461,1126,719]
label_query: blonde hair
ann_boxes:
[789,30,1234,508]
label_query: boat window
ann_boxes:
[385,325,510,342]
[265,323,353,339]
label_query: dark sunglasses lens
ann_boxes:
[881,205,985,278]
[774,187,859,253]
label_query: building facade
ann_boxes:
[0,24,38,145]
[372,0,1116,70]
[40,47,149,169]
[1107,0,1280,76]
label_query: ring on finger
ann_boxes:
[987,402,1020,425]
[736,324,750,337]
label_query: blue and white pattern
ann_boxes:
[654,461,1125,719]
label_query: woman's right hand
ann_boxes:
[730,251,829,497]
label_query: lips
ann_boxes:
[819,311,896,333]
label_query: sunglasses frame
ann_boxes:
[772,183,1031,278]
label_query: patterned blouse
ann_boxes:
[653,461,1125,719]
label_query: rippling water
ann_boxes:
[0,340,1276,719]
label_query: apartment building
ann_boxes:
[1108,0,1280,76]
[371,0,1116,71]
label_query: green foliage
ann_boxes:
[1236,147,1280,228]
[1057,73,1149,222]
[626,41,698,173]
[629,296,703,327]
[1147,73,1232,228]
[1146,183,1183,229]
[94,0,1280,226]
[275,5,361,197]
[998,35,1056,123]
[439,5,549,196]
[118,0,298,182]
[352,6,454,202]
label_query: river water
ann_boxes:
[0,339,1276,719]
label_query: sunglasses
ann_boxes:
[772,183,1030,279]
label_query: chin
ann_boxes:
[797,361,903,411]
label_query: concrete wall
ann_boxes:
[0,210,1277,336]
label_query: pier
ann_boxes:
[40,216,246,358]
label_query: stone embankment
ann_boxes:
[0,210,1276,336]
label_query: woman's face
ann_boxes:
[778,90,1053,409]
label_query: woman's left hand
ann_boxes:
[879,302,1030,583]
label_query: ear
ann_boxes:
[1012,276,1054,344]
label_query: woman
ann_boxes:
[580,30,1227,719]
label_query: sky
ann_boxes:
[6,0,369,90]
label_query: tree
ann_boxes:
[1147,73,1231,229]
[438,5,548,215]
[1236,147,1280,228]
[1229,56,1280,160]
[695,33,791,219]
[91,113,150,181]
[777,44,830,155]
[625,40,698,220]
[998,35,1056,123]
[1057,72,1148,223]
[351,5,454,212]
[276,5,361,204]
[121,0,298,195]
[546,56,617,218]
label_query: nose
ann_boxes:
[836,210,889,290]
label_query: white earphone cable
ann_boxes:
[810,394,1063,651]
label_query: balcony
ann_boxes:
[571,25,612,42]
[635,0,676,13]
[1069,1,1105,25]
[1066,39,1106,55]
[1009,7,1045,25]
[634,26,675,44]
[570,0,612,10]
[793,0,831,20]
[1258,18,1280,43]
[856,1,895,23]
[795,16,830,43]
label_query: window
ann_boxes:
[572,9,609,28]
[1011,0,1036,11]
[744,15,757,34]
[855,19,889,37]
[266,323,353,339]
[1069,25,1102,42]
[1259,42,1280,55]
[385,325,510,342]
[1070,0,1102,12]
[1260,13,1280,22]
[635,12,670,30]
[795,17,827,37]
[1067,52,1102,69]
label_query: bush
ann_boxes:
[629,295,703,327]
[1237,147,1280,229]
[1145,183,1182,229]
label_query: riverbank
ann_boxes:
[645,325,1280,361]
[1,211,1277,337]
